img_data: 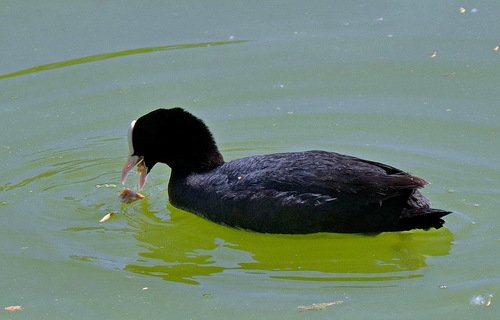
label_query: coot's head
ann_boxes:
[121,108,224,189]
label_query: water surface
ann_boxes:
[1,1,499,319]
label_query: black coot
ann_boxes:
[121,108,451,234]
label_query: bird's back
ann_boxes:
[168,150,449,233]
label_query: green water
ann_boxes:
[1,1,499,319]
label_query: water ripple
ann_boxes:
[0,40,247,80]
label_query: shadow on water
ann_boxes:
[125,199,454,285]
[0,40,246,80]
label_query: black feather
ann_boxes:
[128,108,452,234]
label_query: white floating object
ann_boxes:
[4,305,23,312]
[470,294,493,307]
[99,212,114,223]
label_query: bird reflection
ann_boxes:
[125,199,453,285]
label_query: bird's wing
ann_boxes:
[222,151,428,207]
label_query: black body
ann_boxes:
[127,108,451,234]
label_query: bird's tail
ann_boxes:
[398,208,452,231]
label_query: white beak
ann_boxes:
[121,119,148,190]
[121,155,148,190]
